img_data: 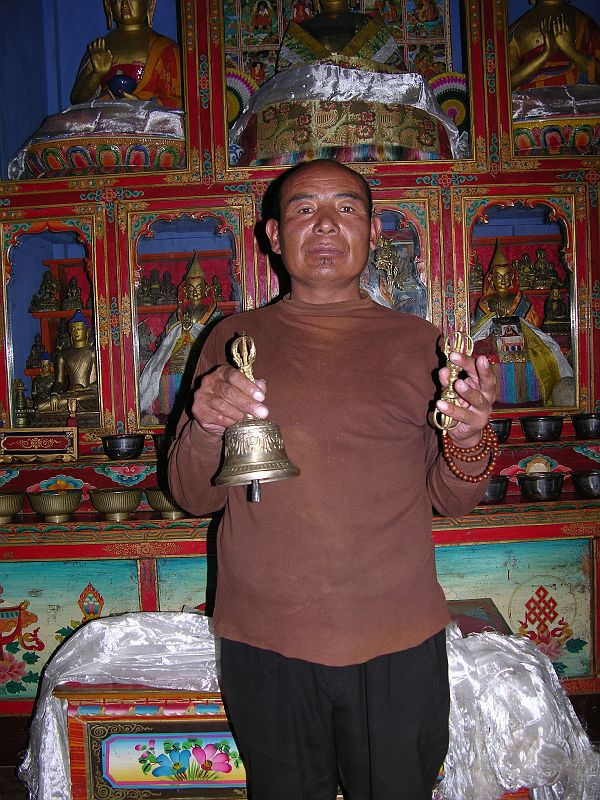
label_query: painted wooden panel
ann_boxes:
[0,559,140,700]
[436,537,592,678]
[156,556,211,613]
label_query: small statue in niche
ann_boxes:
[515,256,534,290]
[29,270,60,312]
[542,285,570,332]
[211,275,224,303]
[157,271,178,304]
[35,311,99,418]
[149,268,162,304]
[136,275,153,306]
[61,277,84,310]
[469,253,484,291]
[13,379,30,428]
[31,351,54,406]
[25,334,46,370]
[532,247,561,289]
[55,320,71,352]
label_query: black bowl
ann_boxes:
[152,433,174,458]
[107,73,138,97]
[570,413,600,439]
[570,470,600,499]
[101,434,146,460]
[519,415,563,442]
[489,418,512,443]
[480,475,509,504]
[517,471,564,501]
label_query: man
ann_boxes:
[168,159,496,800]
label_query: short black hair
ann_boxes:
[265,159,374,222]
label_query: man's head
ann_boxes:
[265,159,380,304]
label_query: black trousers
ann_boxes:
[219,630,450,800]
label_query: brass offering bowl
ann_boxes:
[28,489,82,522]
[480,475,509,504]
[570,413,600,439]
[517,472,564,502]
[144,486,186,519]
[489,418,512,443]
[570,470,600,499]
[519,415,563,442]
[89,488,142,521]
[0,491,25,523]
[101,434,146,460]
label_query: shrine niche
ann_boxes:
[467,200,577,411]
[0,220,111,431]
[506,0,600,157]
[361,205,429,321]
[221,0,475,167]
[129,212,243,429]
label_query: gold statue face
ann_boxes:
[68,321,89,345]
[185,275,210,301]
[104,0,155,27]
[490,264,514,295]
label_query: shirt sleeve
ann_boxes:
[167,327,229,517]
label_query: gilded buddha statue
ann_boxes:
[35,311,99,420]
[508,0,600,138]
[71,0,181,108]
[9,0,184,179]
[230,0,462,165]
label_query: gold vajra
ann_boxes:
[433,331,474,433]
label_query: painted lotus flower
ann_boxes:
[501,454,571,483]
[94,463,156,486]
[26,475,92,499]
[0,653,27,685]
[152,748,191,777]
[191,743,232,774]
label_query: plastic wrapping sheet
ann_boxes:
[229,63,461,158]
[19,615,600,800]
[19,612,219,800]
[8,99,185,179]
[440,623,600,800]
[512,85,600,121]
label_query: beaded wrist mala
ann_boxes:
[441,422,498,483]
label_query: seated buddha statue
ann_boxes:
[71,0,181,108]
[35,311,99,420]
[230,0,461,165]
[8,0,183,179]
[509,0,600,134]
[472,240,572,407]
[138,253,218,424]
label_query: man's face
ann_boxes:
[265,161,381,303]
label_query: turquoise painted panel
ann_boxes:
[436,538,592,678]
[156,556,210,612]
[0,559,140,699]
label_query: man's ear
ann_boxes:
[369,214,382,251]
[265,219,281,254]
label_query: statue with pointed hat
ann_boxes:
[471,240,573,407]
[138,252,218,423]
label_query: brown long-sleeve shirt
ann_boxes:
[169,295,488,666]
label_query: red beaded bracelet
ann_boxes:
[441,423,499,483]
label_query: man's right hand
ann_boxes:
[191,365,268,438]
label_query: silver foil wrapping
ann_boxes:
[8,99,185,179]
[19,615,600,800]
[512,85,600,122]
[229,64,462,158]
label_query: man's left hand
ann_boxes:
[436,353,497,448]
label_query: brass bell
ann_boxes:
[214,333,299,501]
